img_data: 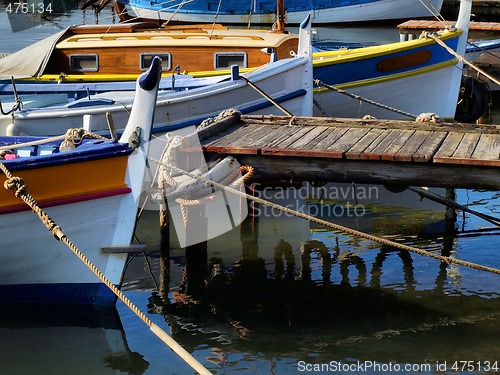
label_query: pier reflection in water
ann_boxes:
[121,184,499,373]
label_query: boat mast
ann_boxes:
[274,0,286,33]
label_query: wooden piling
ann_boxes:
[183,204,208,298]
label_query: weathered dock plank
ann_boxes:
[288,126,330,149]
[393,130,430,162]
[362,129,404,161]
[310,127,349,152]
[344,128,385,160]
[472,133,500,161]
[433,132,465,160]
[265,126,313,150]
[398,20,500,39]
[205,124,256,147]
[413,131,448,162]
[437,133,500,166]
[297,127,333,150]
[248,125,292,149]
[379,129,415,161]
[450,133,482,160]
[325,127,370,158]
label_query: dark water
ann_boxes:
[0,2,499,374]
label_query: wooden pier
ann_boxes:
[198,114,500,190]
[397,20,500,40]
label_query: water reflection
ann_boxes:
[127,185,499,372]
[0,304,149,374]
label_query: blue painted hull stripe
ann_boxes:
[313,39,460,85]
[153,88,307,134]
[0,283,119,307]
[0,138,133,171]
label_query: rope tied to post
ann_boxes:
[60,128,109,151]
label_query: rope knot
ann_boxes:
[59,128,108,152]
[51,225,64,241]
[60,128,88,152]
[4,176,26,197]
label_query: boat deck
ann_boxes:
[198,114,500,189]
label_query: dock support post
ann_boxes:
[182,204,208,298]
[159,202,171,299]
[444,188,457,233]
[159,202,170,253]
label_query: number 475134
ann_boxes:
[5,2,53,14]
[451,361,498,372]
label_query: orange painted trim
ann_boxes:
[0,155,129,211]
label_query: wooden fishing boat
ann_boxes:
[0,21,299,84]
[0,57,161,306]
[312,0,474,121]
[115,0,444,26]
[0,17,313,136]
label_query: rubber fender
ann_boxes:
[454,76,489,123]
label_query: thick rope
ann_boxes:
[426,32,500,87]
[149,156,500,275]
[0,128,109,152]
[0,135,66,151]
[59,128,110,151]
[240,76,294,116]
[0,161,212,375]
[314,79,418,119]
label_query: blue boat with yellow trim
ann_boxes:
[311,0,474,121]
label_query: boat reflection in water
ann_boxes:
[0,305,149,374]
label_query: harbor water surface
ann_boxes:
[0,2,498,374]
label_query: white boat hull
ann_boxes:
[3,55,313,136]
[313,64,463,120]
[127,0,444,25]
[0,194,129,304]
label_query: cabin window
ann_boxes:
[214,52,247,69]
[140,53,171,71]
[69,54,98,72]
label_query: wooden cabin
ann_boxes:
[42,22,299,79]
